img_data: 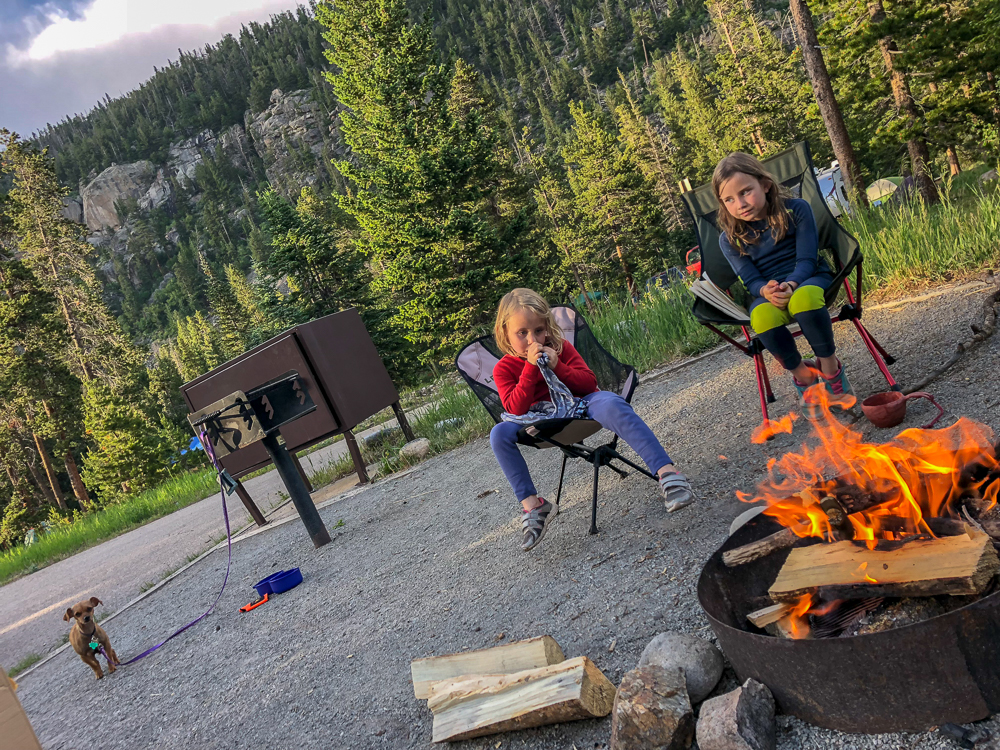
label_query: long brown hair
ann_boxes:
[712,152,791,254]
[494,288,565,358]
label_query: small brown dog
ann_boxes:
[64,597,119,679]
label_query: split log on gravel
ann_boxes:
[769,530,1000,602]
[410,635,564,699]
[426,656,615,743]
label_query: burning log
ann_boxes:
[724,497,851,567]
[768,530,999,602]
[746,602,792,629]
[723,527,801,567]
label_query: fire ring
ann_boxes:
[698,515,1000,734]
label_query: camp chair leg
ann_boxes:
[852,319,900,391]
[590,454,601,535]
[606,450,655,480]
[759,356,776,403]
[753,351,771,424]
[554,453,568,513]
[864,327,896,365]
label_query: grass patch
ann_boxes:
[0,469,219,585]
[308,380,494,488]
[582,285,719,373]
[843,181,1000,292]
[7,652,42,677]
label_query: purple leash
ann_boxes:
[113,431,233,667]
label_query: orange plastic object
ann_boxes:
[240,593,269,613]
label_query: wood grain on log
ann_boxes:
[427,656,616,742]
[769,530,999,602]
[746,603,793,629]
[410,635,564,700]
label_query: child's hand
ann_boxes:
[526,342,545,365]
[762,280,784,307]
[541,346,559,369]
[771,293,791,310]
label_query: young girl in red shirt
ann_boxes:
[490,288,695,551]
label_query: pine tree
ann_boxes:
[707,0,826,159]
[614,71,685,229]
[0,131,147,388]
[199,253,254,357]
[653,50,733,182]
[788,0,868,202]
[319,1,535,363]
[563,101,669,297]
[0,257,87,509]
[80,382,170,501]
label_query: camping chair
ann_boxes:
[455,305,656,535]
[680,141,898,427]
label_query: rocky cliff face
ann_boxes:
[80,161,157,231]
[72,88,337,233]
[246,88,336,197]
[168,130,216,185]
[70,88,344,311]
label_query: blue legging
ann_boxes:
[490,390,671,503]
[749,275,835,371]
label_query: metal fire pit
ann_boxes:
[698,515,1000,733]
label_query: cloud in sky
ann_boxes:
[0,0,298,136]
[7,0,297,64]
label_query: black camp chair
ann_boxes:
[680,141,898,426]
[455,305,656,534]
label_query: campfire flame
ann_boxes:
[745,385,1000,639]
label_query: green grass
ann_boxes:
[308,380,495,488]
[582,285,719,373]
[0,469,219,585]
[7,652,42,678]
[843,180,1000,292]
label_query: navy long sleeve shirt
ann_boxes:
[719,198,828,298]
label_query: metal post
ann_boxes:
[392,401,415,442]
[291,452,314,493]
[234,481,268,528]
[343,429,370,485]
[261,432,330,548]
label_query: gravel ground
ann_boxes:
[0,403,419,672]
[17,281,1000,750]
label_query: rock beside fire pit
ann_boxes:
[696,678,775,750]
[638,632,724,703]
[609,666,694,750]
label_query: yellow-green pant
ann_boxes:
[749,283,834,370]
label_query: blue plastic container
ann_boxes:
[253,571,285,597]
[267,568,303,594]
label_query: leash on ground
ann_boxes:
[98,430,233,668]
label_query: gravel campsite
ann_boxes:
[13,280,1000,750]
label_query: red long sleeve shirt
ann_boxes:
[493,342,599,416]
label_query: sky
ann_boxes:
[0,0,301,137]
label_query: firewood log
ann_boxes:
[768,529,999,602]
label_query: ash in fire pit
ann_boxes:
[699,391,1000,733]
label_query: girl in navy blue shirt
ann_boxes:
[712,152,853,411]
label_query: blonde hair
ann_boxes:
[712,152,792,254]
[494,288,565,358]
